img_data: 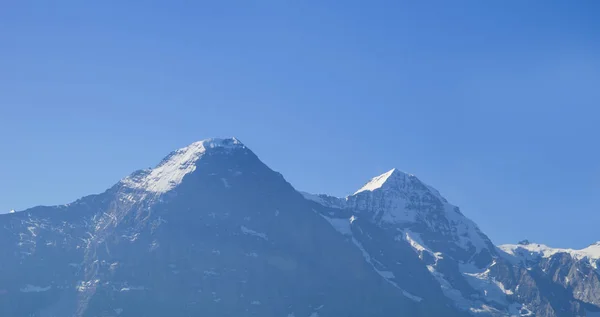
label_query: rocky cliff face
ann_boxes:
[499,242,600,316]
[2,138,599,317]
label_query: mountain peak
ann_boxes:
[353,168,413,195]
[121,137,245,194]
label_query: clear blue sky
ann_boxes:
[1,1,599,248]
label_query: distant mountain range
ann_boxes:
[2,138,599,317]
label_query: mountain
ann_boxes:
[1,138,599,317]
[304,168,600,317]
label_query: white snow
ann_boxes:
[149,240,159,251]
[27,226,37,237]
[426,261,516,314]
[121,138,243,193]
[400,230,443,261]
[120,286,145,292]
[459,262,511,305]
[203,270,219,277]
[499,241,600,263]
[300,191,346,209]
[427,265,470,307]
[354,168,399,195]
[401,290,424,302]
[301,191,328,204]
[320,215,353,235]
[221,178,230,188]
[76,279,101,292]
[9,209,15,213]
[240,226,268,241]
[20,285,51,292]
[442,203,489,253]
[351,237,423,302]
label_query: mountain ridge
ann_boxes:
[2,137,599,317]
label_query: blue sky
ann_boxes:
[1,1,599,248]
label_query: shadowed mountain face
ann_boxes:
[1,138,599,317]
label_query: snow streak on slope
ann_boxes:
[350,237,423,302]
[121,138,243,193]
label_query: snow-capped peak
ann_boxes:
[347,168,491,254]
[121,138,244,194]
[354,168,413,195]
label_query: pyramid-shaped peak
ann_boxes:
[121,137,246,194]
[353,168,415,195]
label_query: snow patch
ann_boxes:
[320,215,352,235]
[426,265,474,309]
[400,230,443,261]
[20,285,51,292]
[120,286,145,292]
[76,279,100,292]
[240,226,268,241]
